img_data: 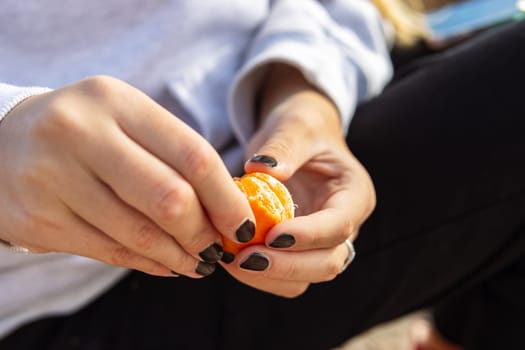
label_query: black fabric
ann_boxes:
[2,21,525,350]
[346,20,525,349]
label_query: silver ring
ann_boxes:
[340,239,356,274]
[0,239,30,254]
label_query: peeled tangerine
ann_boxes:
[223,172,295,254]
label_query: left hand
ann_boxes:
[221,64,376,297]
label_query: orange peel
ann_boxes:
[223,172,294,254]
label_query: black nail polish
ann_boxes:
[221,251,235,264]
[236,219,255,243]
[195,262,216,276]
[240,253,269,271]
[249,155,278,167]
[199,243,223,263]
[269,233,296,248]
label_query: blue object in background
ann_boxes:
[427,0,525,41]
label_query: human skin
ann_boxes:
[0,76,255,278]
[221,63,376,297]
[0,65,375,296]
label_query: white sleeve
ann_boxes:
[228,0,393,145]
[0,83,51,124]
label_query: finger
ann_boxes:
[74,122,227,264]
[244,114,316,181]
[220,262,310,298]
[225,242,352,283]
[37,210,175,277]
[57,160,217,278]
[112,95,255,243]
[264,185,367,251]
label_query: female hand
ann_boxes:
[0,76,254,278]
[221,64,375,297]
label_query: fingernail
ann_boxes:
[240,253,269,271]
[199,243,223,263]
[195,262,216,276]
[236,219,255,243]
[269,233,296,248]
[249,155,277,167]
[221,251,235,264]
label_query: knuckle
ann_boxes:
[34,99,89,144]
[280,261,299,280]
[132,220,163,252]
[108,246,135,267]
[333,226,350,246]
[180,230,212,256]
[33,98,74,136]
[183,142,217,180]
[322,254,343,282]
[306,220,324,247]
[340,215,356,241]
[79,75,124,100]
[150,182,194,223]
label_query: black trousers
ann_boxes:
[2,21,525,350]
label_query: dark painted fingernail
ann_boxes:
[236,219,255,243]
[240,253,269,271]
[199,243,223,263]
[221,251,235,264]
[196,262,216,276]
[249,155,277,167]
[269,233,296,248]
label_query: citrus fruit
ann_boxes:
[223,172,294,254]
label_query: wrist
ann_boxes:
[259,63,342,137]
[0,85,51,126]
[259,63,338,117]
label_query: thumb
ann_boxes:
[244,118,313,181]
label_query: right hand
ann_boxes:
[0,76,255,278]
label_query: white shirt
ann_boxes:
[0,0,392,338]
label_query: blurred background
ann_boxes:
[334,0,524,349]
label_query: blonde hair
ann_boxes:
[371,0,430,46]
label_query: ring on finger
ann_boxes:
[340,239,356,274]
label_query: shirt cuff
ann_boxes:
[228,40,358,146]
[0,84,52,124]
[228,0,392,146]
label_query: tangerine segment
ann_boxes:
[249,172,294,221]
[223,172,294,255]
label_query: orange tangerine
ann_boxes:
[223,172,294,254]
